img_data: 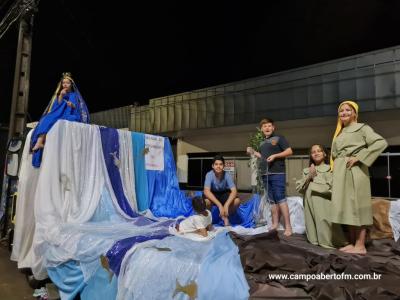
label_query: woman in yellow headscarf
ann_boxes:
[329,100,387,254]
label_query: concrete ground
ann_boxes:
[0,241,36,300]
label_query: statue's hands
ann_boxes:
[58,88,68,101]
[60,88,68,97]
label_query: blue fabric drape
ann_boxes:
[31,92,87,168]
[80,264,118,300]
[47,261,86,300]
[131,132,149,211]
[90,186,126,223]
[113,233,249,300]
[99,127,138,218]
[189,191,260,228]
[210,194,260,228]
[47,187,120,300]
[106,234,169,276]
[48,261,119,300]
[197,233,249,300]
[147,138,192,218]
[105,217,173,276]
[43,126,255,299]
[32,148,44,169]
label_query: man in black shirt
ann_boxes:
[247,118,293,236]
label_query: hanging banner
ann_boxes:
[224,159,236,183]
[144,134,165,171]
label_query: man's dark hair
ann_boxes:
[192,196,206,213]
[212,154,225,165]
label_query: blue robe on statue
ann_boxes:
[31,91,89,168]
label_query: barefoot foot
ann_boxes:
[339,244,354,252]
[269,223,278,231]
[283,228,293,237]
[222,217,230,226]
[344,247,367,255]
[32,142,44,151]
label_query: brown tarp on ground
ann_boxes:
[369,198,394,240]
[230,230,400,300]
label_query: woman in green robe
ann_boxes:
[329,100,388,255]
[296,145,346,248]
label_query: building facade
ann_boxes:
[93,46,400,198]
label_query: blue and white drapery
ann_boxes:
[11,120,249,300]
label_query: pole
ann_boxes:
[7,1,36,141]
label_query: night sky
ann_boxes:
[1,0,400,125]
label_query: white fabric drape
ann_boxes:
[117,129,137,212]
[34,120,104,228]
[32,121,105,278]
[10,130,40,270]
[117,236,201,300]
[31,121,144,279]
[12,121,141,280]
[258,195,305,234]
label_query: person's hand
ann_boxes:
[218,205,225,218]
[223,203,230,217]
[66,101,73,107]
[308,164,317,179]
[246,147,255,155]
[346,157,359,169]
[60,88,68,97]
[247,147,262,159]
[266,154,276,163]
[58,88,68,101]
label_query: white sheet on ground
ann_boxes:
[42,216,171,281]
[118,236,202,300]
[168,225,226,241]
[117,232,249,300]
[389,199,400,242]
[229,225,270,235]
[255,195,305,234]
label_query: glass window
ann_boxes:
[389,155,400,198]
[370,156,389,197]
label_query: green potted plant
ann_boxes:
[247,128,264,194]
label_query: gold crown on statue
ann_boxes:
[61,72,73,80]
